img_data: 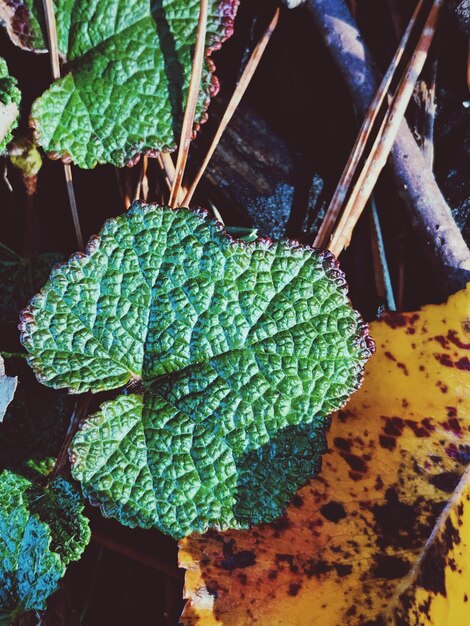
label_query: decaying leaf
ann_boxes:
[0,57,21,153]
[0,355,17,422]
[0,0,238,168]
[0,466,90,623]
[388,465,470,625]
[179,284,470,625]
[20,203,373,539]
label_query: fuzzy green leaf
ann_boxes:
[0,468,90,621]
[21,204,373,538]
[0,58,21,153]
[3,0,237,168]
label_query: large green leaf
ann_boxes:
[1,0,238,168]
[0,57,21,153]
[20,203,373,538]
[0,468,90,623]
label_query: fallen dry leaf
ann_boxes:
[179,284,470,625]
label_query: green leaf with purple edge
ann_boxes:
[0,0,238,168]
[20,203,374,539]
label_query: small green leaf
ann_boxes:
[5,0,238,168]
[0,356,17,422]
[0,468,90,621]
[21,203,373,538]
[0,58,21,153]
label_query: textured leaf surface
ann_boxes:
[0,57,21,152]
[0,355,17,422]
[179,284,470,624]
[3,0,238,168]
[20,203,372,538]
[0,468,90,622]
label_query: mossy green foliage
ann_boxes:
[0,467,90,623]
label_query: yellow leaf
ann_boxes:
[179,285,470,625]
[387,466,470,625]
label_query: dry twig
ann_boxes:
[307,0,470,293]
[313,0,425,249]
[169,0,209,207]
[183,8,280,207]
[42,0,84,250]
[328,0,445,256]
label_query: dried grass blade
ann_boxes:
[328,0,444,256]
[42,0,84,250]
[169,0,209,208]
[313,0,426,250]
[182,7,280,207]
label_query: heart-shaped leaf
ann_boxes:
[20,203,373,538]
[0,466,90,623]
[0,58,20,153]
[1,0,238,168]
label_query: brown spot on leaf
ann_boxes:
[428,472,461,493]
[447,329,470,350]
[455,357,470,371]
[220,540,256,570]
[434,335,449,349]
[379,435,396,450]
[341,453,367,473]
[434,353,454,368]
[320,501,346,523]
[373,555,411,580]
[288,583,301,596]
[333,437,352,452]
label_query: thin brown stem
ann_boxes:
[158,153,186,204]
[313,0,425,250]
[42,0,84,250]
[42,0,61,79]
[419,41,438,168]
[64,163,84,249]
[169,0,208,208]
[328,0,445,256]
[467,37,470,92]
[134,155,149,202]
[307,0,470,293]
[183,7,280,207]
